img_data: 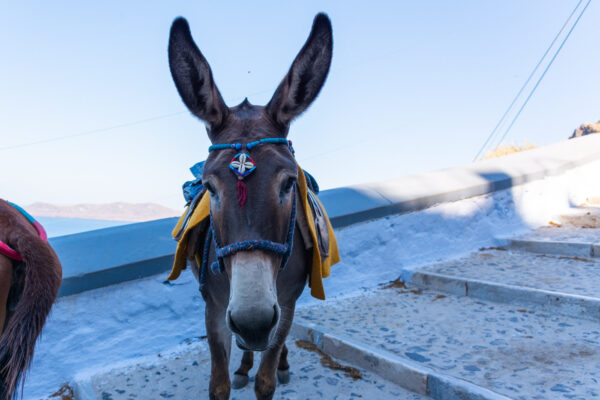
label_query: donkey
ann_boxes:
[168,13,332,400]
[0,200,62,400]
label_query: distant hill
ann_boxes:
[27,202,180,222]
[570,121,600,139]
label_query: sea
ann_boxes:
[36,217,132,238]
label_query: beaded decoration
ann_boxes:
[229,153,256,177]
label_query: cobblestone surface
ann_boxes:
[295,287,600,400]
[512,226,600,244]
[556,206,600,229]
[88,338,427,400]
[420,249,600,298]
[78,213,600,400]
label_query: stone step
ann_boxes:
[72,336,427,400]
[499,206,600,258]
[555,206,600,228]
[410,270,600,322]
[295,287,600,400]
[507,238,598,258]
[504,226,600,258]
[411,248,600,321]
[291,323,510,400]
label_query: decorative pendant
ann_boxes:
[230,152,254,208]
[229,152,256,178]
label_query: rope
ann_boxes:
[208,138,290,152]
[198,227,213,290]
[198,185,297,286]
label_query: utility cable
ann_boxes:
[473,0,585,160]
[0,111,186,152]
[0,88,274,152]
[488,0,591,152]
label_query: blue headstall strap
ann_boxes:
[208,137,291,153]
[197,137,297,290]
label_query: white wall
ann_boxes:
[26,140,600,399]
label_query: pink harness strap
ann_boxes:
[0,203,47,261]
[0,242,22,261]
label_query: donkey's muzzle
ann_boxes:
[228,304,279,351]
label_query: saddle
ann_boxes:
[169,166,340,300]
[303,190,330,259]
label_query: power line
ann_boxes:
[473,0,585,161]
[0,89,274,152]
[490,0,591,151]
[0,111,186,152]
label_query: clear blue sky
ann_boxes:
[1,1,598,210]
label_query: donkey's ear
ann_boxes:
[266,13,333,127]
[169,17,228,133]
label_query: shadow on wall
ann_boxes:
[321,172,527,229]
[50,217,179,296]
[312,164,600,306]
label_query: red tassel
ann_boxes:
[237,180,247,208]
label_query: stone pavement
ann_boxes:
[416,249,599,298]
[75,338,427,400]
[506,206,600,258]
[72,207,600,399]
[293,212,600,399]
[295,285,600,399]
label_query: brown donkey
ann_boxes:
[168,13,333,400]
[0,200,62,400]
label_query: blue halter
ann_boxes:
[208,137,291,152]
[198,138,297,290]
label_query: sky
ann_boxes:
[1,1,598,210]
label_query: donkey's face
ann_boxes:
[169,14,332,351]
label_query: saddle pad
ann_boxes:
[168,166,340,300]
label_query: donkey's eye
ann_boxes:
[281,177,296,195]
[205,182,216,195]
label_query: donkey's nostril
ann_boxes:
[228,310,241,334]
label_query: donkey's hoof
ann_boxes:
[277,368,290,384]
[232,373,249,389]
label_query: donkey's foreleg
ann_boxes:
[232,350,253,389]
[254,345,284,400]
[276,344,290,384]
[254,305,295,400]
[205,299,232,400]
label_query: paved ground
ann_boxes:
[292,218,600,399]
[511,206,600,244]
[83,339,427,400]
[295,287,600,400]
[513,226,600,243]
[418,248,600,298]
[73,208,600,400]
[553,206,600,229]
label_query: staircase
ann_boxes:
[72,206,600,399]
[293,205,600,399]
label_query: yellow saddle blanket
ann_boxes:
[168,168,340,300]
